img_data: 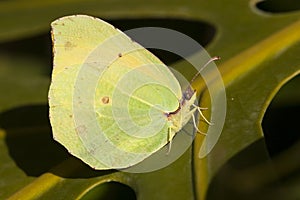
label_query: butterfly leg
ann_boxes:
[192,113,207,135]
[192,104,214,125]
[166,126,176,154]
[185,105,213,135]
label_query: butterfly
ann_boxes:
[49,15,218,170]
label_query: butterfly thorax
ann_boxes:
[166,86,197,134]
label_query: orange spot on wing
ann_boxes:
[101,96,110,104]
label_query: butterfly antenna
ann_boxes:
[190,56,220,85]
[181,56,220,103]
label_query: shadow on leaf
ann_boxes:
[1,104,113,178]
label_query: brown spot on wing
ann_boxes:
[76,125,87,135]
[101,96,110,104]
[64,41,76,51]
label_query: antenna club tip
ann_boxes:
[189,55,221,84]
[213,56,221,60]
